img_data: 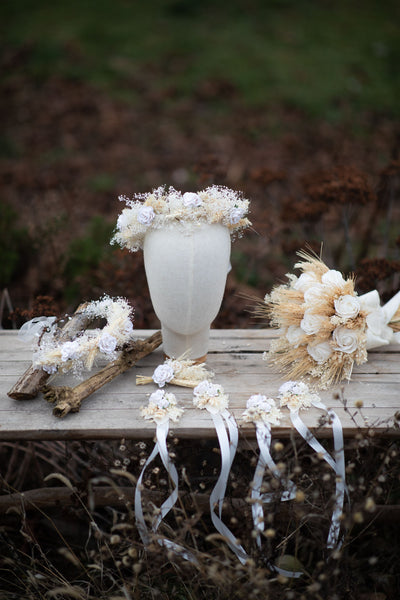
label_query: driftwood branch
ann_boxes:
[7,303,90,401]
[0,485,397,526]
[44,330,162,418]
[0,485,247,516]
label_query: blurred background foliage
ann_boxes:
[3,0,400,117]
[1,0,399,326]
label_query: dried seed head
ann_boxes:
[265,528,276,538]
[364,497,376,513]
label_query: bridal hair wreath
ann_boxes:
[27,296,135,377]
[111,185,251,252]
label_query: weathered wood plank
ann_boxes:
[1,330,399,440]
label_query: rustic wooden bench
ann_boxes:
[1,329,399,441]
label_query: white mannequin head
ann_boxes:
[143,222,231,360]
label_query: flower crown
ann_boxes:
[32,296,135,377]
[111,185,251,252]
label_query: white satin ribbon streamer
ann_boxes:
[209,411,248,564]
[134,442,159,545]
[249,423,301,578]
[253,425,296,539]
[290,402,348,550]
[252,424,272,546]
[360,289,400,350]
[18,316,57,344]
[134,421,196,562]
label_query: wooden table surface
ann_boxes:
[1,329,399,440]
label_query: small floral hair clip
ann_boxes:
[137,357,214,389]
[140,389,184,425]
[242,393,282,426]
[277,380,321,413]
[192,380,229,414]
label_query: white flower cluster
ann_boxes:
[291,268,363,363]
[242,394,282,425]
[111,185,251,252]
[193,380,229,414]
[264,252,369,388]
[33,296,135,376]
[278,381,321,412]
[140,389,184,425]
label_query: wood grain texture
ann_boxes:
[1,329,399,440]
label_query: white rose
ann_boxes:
[137,205,155,225]
[286,325,305,347]
[300,311,326,335]
[152,364,175,388]
[98,333,118,354]
[334,294,360,320]
[182,192,202,207]
[246,394,275,411]
[61,340,82,362]
[293,272,319,292]
[149,389,166,405]
[228,206,245,225]
[332,326,360,354]
[303,284,325,304]
[321,269,346,287]
[149,390,170,408]
[193,380,217,397]
[307,341,333,364]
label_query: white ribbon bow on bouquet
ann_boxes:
[135,390,195,561]
[193,381,248,565]
[360,290,400,350]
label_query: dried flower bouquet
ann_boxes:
[262,250,400,388]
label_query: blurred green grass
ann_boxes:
[2,0,399,119]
